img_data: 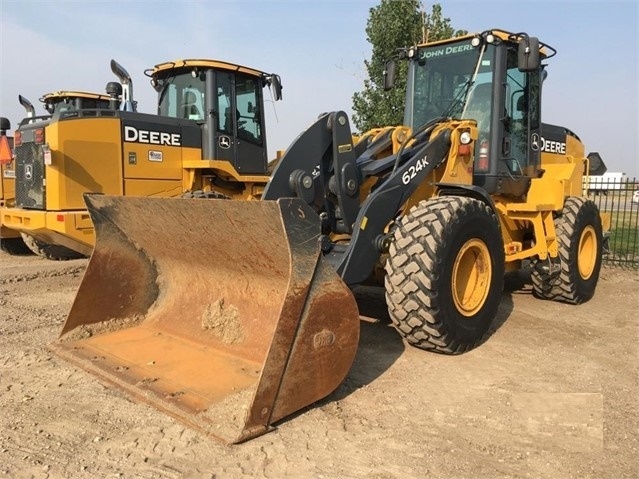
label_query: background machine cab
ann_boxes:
[150,60,282,175]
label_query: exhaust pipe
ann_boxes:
[110,59,135,112]
[18,95,36,118]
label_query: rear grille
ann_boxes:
[15,141,46,209]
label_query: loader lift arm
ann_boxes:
[263,111,452,286]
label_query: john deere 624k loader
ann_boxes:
[51,29,604,444]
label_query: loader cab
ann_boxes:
[404,30,554,197]
[40,91,112,115]
[149,59,282,175]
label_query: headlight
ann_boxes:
[460,131,472,145]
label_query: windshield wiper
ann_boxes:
[442,79,474,119]
[157,76,176,109]
[442,43,489,120]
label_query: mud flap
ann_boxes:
[50,195,360,444]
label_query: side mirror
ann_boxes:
[383,60,397,91]
[518,36,541,72]
[587,152,607,176]
[270,74,283,101]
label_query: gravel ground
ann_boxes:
[1,252,637,479]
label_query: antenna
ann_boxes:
[420,2,430,44]
[266,90,279,124]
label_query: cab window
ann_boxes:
[157,72,206,121]
[216,72,263,145]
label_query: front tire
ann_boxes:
[531,197,602,304]
[181,190,229,200]
[384,197,505,354]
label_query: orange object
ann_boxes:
[458,144,471,156]
[0,135,12,165]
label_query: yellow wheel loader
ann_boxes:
[0,118,31,255]
[0,58,282,258]
[1,89,111,257]
[51,30,604,444]
[1,91,115,259]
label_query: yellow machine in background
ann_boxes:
[0,118,29,254]
[1,91,114,256]
[0,59,282,258]
[52,30,605,444]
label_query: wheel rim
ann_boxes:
[451,238,492,317]
[578,225,597,280]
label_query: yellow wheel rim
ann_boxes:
[578,225,597,280]
[452,239,492,317]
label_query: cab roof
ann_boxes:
[40,91,110,102]
[148,59,267,78]
[418,28,555,59]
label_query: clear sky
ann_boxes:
[1,0,637,176]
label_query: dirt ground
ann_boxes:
[0,252,637,479]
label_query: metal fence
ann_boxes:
[584,177,638,268]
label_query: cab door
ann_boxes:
[502,48,541,178]
[215,72,267,175]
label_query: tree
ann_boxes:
[352,2,466,133]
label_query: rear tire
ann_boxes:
[531,197,602,304]
[20,233,85,261]
[0,237,33,255]
[384,197,505,354]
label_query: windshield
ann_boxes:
[157,71,206,121]
[405,40,495,131]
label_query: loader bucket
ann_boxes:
[50,194,360,444]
